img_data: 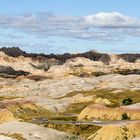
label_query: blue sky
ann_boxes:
[0,0,140,54]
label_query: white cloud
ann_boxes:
[84,12,140,28]
[0,12,140,41]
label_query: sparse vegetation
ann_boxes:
[121,113,130,120]
[8,103,52,121]
[58,90,140,109]
[91,71,107,77]
[63,101,94,114]
[122,98,133,105]
[46,124,101,139]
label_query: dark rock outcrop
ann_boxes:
[0,47,111,64]
[0,66,30,78]
[118,54,140,62]
[1,47,140,65]
[0,47,27,57]
[116,68,140,75]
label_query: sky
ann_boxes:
[0,0,140,54]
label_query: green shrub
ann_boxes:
[122,98,133,105]
[121,113,130,120]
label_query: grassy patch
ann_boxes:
[48,116,77,121]
[63,101,94,114]
[94,90,140,107]
[46,124,101,139]
[61,89,140,107]
[58,90,140,115]
[57,90,110,99]
[8,103,53,121]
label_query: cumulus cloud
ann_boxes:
[84,12,140,28]
[0,12,140,41]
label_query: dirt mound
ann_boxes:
[78,104,140,120]
[88,122,140,140]
[0,109,16,123]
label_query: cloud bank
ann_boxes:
[0,12,140,42]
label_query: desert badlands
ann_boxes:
[0,47,140,140]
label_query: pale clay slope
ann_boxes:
[88,122,140,140]
[132,138,140,140]
[0,135,16,140]
[0,74,140,112]
[0,121,81,140]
